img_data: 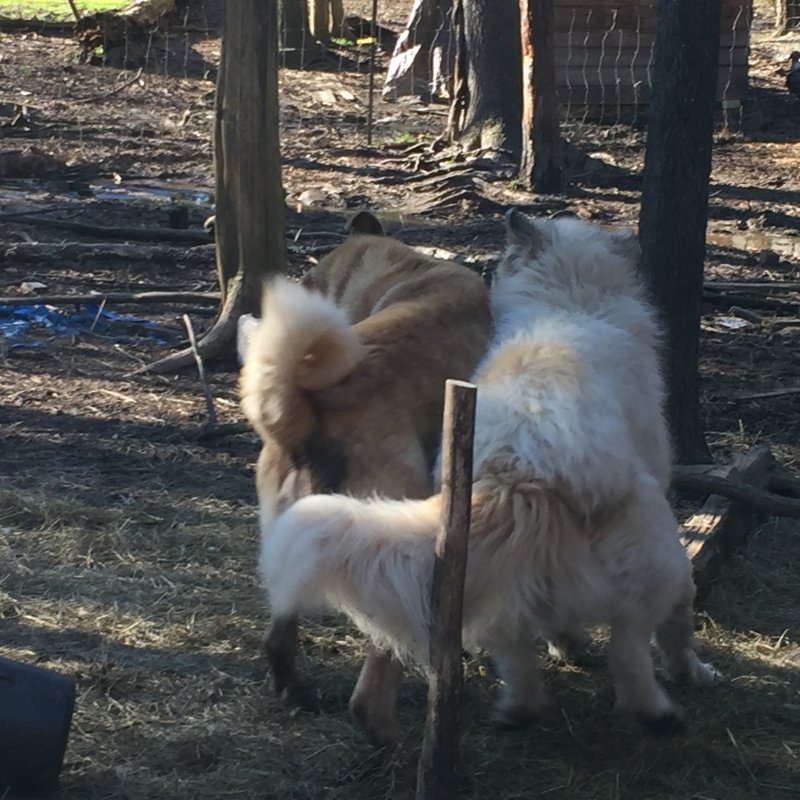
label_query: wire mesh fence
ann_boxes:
[0,0,766,195]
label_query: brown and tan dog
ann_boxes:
[239,210,491,745]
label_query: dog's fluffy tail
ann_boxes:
[260,491,443,663]
[240,278,364,442]
[259,474,571,665]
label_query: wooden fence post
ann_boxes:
[416,379,477,800]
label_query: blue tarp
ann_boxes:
[0,303,169,348]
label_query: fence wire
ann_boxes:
[0,0,761,194]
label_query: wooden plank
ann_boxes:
[678,446,774,600]
[416,380,477,800]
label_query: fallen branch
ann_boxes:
[194,421,251,441]
[76,68,145,104]
[0,291,220,307]
[183,314,218,427]
[675,460,800,499]
[132,278,242,374]
[736,386,800,401]
[679,446,774,599]
[672,470,800,518]
[704,281,800,293]
[769,463,800,498]
[4,215,210,245]
[3,242,215,265]
[702,291,799,314]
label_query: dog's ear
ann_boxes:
[346,209,384,237]
[505,208,546,254]
[610,228,642,265]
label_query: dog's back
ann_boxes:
[241,211,492,502]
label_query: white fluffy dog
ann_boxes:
[256,210,717,737]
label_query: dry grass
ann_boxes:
[2,471,799,800]
[1,0,799,796]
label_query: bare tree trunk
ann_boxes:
[446,0,467,141]
[519,0,560,192]
[140,0,286,374]
[278,0,312,53]
[460,0,522,158]
[383,0,454,101]
[308,0,329,42]
[638,0,721,463]
[330,0,345,37]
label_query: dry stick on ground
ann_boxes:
[703,291,799,314]
[194,421,250,441]
[77,68,145,104]
[416,379,477,800]
[3,242,215,265]
[672,469,800,518]
[704,281,800,293]
[675,461,800,499]
[769,463,800,498]
[736,386,800,401]
[677,446,775,600]
[182,314,218,427]
[0,292,220,307]
[2,215,211,245]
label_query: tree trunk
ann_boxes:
[460,0,522,159]
[308,0,329,43]
[519,0,560,192]
[638,0,721,464]
[140,0,286,374]
[330,0,345,37]
[279,0,310,58]
[382,0,454,101]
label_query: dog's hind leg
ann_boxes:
[655,578,720,686]
[349,646,403,747]
[608,619,684,734]
[484,629,548,729]
[264,614,319,711]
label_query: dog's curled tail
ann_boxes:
[239,278,364,441]
[260,491,443,663]
[258,477,535,665]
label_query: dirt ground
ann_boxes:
[1,1,799,799]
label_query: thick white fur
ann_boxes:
[259,214,716,726]
[240,278,365,438]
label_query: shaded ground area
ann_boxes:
[1,1,799,798]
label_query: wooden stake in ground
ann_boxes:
[416,379,477,800]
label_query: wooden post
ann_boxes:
[416,379,477,800]
[519,0,561,192]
